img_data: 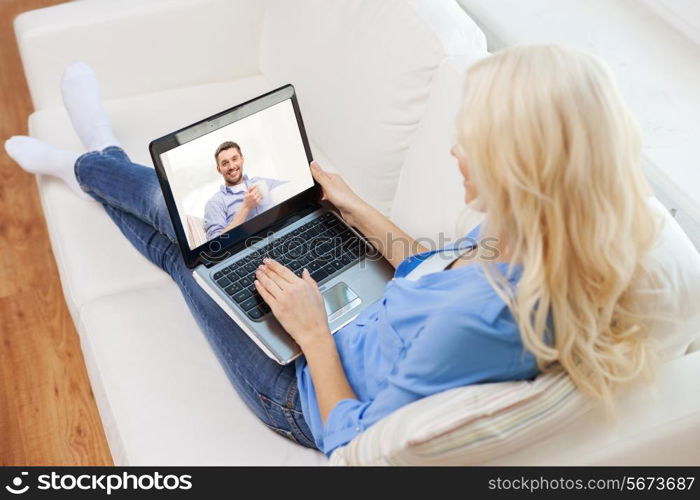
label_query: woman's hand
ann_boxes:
[255,258,357,422]
[254,258,331,350]
[310,161,368,228]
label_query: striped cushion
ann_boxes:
[328,371,592,466]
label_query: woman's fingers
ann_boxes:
[311,162,332,200]
[310,161,329,185]
[301,268,317,288]
[255,267,284,297]
[310,160,324,176]
[262,258,297,283]
[254,279,276,306]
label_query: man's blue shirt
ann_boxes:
[203,175,286,239]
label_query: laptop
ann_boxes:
[149,85,394,364]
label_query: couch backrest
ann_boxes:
[390,56,477,243]
[16,0,265,110]
[259,0,487,214]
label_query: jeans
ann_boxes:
[74,146,319,451]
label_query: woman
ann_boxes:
[6,45,660,456]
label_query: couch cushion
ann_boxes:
[329,371,592,466]
[260,0,487,214]
[28,76,276,318]
[78,283,327,465]
[640,197,700,359]
[390,56,479,242]
[31,175,171,322]
[487,350,700,465]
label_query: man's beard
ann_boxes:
[226,171,242,186]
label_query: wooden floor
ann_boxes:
[0,0,113,465]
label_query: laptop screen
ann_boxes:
[157,96,314,253]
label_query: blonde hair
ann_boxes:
[455,45,660,412]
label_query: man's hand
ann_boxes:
[254,258,331,350]
[242,185,262,210]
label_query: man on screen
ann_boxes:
[204,141,286,240]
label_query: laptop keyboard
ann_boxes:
[210,212,370,321]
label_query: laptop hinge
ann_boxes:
[198,202,320,268]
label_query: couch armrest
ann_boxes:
[15,0,265,111]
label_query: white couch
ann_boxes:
[14,0,700,465]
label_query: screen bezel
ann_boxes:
[149,85,320,269]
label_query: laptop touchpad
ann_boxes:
[322,282,362,323]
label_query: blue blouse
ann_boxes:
[295,228,538,456]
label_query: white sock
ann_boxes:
[4,136,94,201]
[61,62,120,152]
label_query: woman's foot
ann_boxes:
[61,62,120,152]
[4,136,94,201]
